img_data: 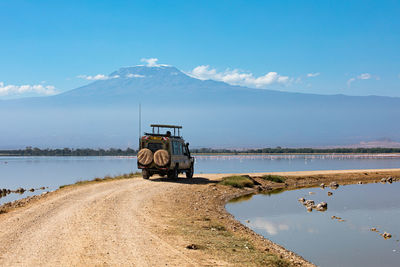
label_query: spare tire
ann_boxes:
[137,148,153,166]
[153,149,170,167]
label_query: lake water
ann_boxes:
[0,154,400,204]
[227,182,400,267]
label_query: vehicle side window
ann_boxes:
[180,142,183,155]
[172,141,176,155]
[172,141,180,155]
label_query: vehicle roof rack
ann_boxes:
[148,124,183,138]
[150,124,182,129]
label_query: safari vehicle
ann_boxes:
[137,124,194,179]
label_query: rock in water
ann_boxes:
[327,191,333,196]
[329,182,339,189]
[305,200,315,206]
[298,197,306,203]
[15,187,26,194]
[316,202,328,211]
[381,232,392,239]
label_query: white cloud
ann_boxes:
[347,77,356,87]
[189,65,290,88]
[77,74,119,81]
[126,73,145,78]
[141,58,159,67]
[357,73,371,80]
[307,72,320,78]
[0,82,58,96]
[347,73,379,87]
[140,58,170,67]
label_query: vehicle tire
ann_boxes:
[137,148,153,166]
[154,149,170,167]
[142,169,150,179]
[186,164,194,179]
[168,165,178,179]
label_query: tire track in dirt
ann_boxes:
[0,179,206,266]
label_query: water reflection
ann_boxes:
[227,182,400,267]
[248,218,290,236]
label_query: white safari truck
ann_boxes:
[137,124,194,179]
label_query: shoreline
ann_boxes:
[3,152,400,157]
[1,168,400,266]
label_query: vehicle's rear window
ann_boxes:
[147,142,163,152]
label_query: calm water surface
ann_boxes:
[0,154,399,204]
[227,182,400,267]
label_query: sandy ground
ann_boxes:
[1,168,400,266]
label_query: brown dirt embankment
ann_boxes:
[0,168,400,266]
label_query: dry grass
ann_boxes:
[59,172,141,189]
[219,175,254,188]
[158,185,291,267]
[261,175,286,183]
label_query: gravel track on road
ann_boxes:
[0,179,203,267]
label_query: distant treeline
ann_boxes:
[0,147,138,156]
[1,147,400,156]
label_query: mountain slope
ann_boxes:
[1,66,400,148]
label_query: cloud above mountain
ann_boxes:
[0,82,57,96]
[77,74,120,81]
[189,65,290,88]
[140,58,169,67]
[347,73,380,87]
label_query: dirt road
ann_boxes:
[2,169,400,266]
[0,178,216,267]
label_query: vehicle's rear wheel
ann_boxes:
[168,165,178,179]
[186,164,194,179]
[142,169,150,179]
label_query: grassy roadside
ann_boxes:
[59,172,142,189]
[219,175,254,188]
[157,182,293,266]
[260,174,286,183]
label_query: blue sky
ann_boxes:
[1,0,399,98]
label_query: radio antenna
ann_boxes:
[139,103,142,140]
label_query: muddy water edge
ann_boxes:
[224,170,400,266]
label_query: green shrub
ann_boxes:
[219,175,254,188]
[261,175,286,183]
